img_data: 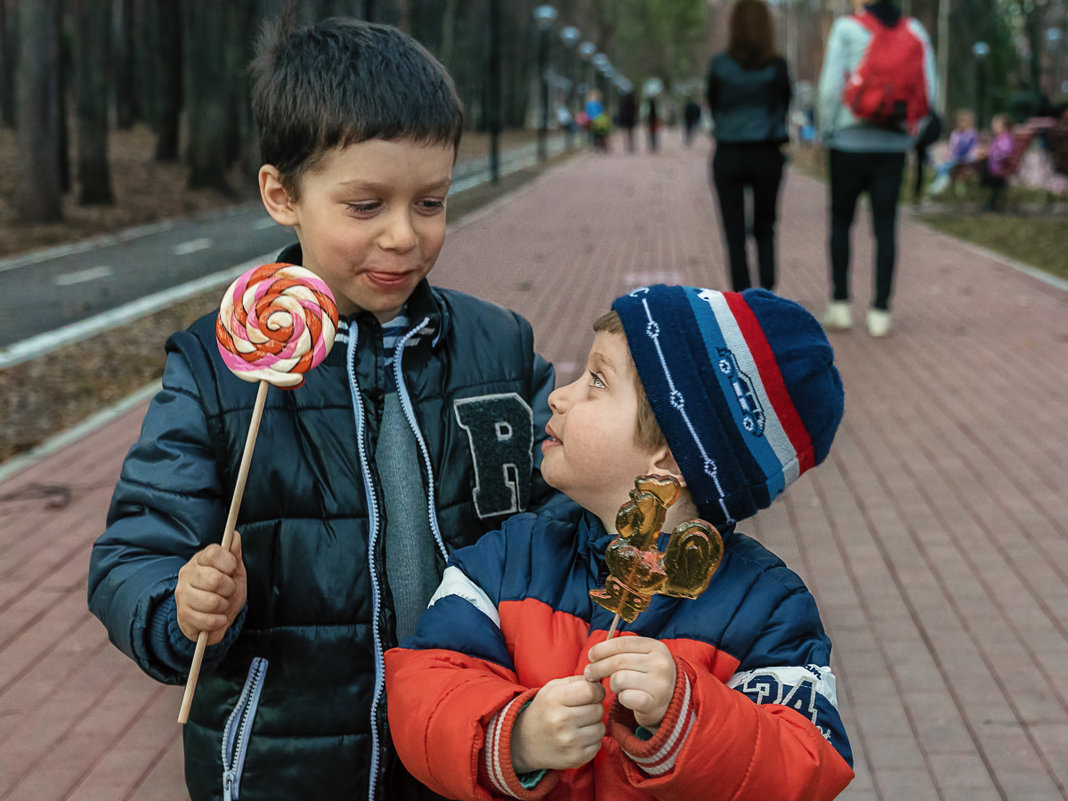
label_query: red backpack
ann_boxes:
[842,11,929,135]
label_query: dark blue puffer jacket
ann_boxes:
[88,248,557,801]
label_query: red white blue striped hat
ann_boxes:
[612,285,844,526]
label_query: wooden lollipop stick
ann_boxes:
[605,613,621,641]
[178,379,269,724]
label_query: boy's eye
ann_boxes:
[416,198,447,214]
[588,370,605,388]
[347,201,381,215]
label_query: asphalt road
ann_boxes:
[0,136,567,366]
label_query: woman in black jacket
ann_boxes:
[706,0,791,292]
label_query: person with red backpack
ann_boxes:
[817,0,937,337]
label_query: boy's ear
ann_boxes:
[259,165,299,227]
[648,444,685,486]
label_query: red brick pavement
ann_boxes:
[1,131,1066,800]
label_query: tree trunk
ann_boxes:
[16,0,63,221]
[184,0,232,192]
[113,0,137,128]
[58,4,71,194]
[153,0,182,162]
[74,0,114,205]
[0,0,17,128]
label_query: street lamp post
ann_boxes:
[973,42,989,131]
[1048,28,1063,103]
[578,41,596,107]
[488,0,501,184]
[592,53,609,109]
[560,25,580,150]
[534,5,557,163]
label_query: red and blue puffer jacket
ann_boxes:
[386,500,854,801]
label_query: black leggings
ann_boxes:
[828,149,906,311]
[711,142,786,292]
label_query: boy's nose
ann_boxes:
[548,386,563,413]
[547,376,579,412]
[379,209,418,252]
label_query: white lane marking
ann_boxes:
[53,265,114,286]
[0,251,278,370]
[173,238,212,255]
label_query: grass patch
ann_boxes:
[788,144,1067,281]
[921,214,1068,281]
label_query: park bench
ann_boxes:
[942,118,1068,209]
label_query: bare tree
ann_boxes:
[17,0,63,221]
[74,0,115,204]
[153,0,182,162]
[0,0,16,128]
[113,0,138,129]
[184,0,233,192]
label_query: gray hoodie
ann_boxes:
[817,1,938,152]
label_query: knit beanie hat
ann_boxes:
[612,285,844,527]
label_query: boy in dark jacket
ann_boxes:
[87,18,556,801]
[386,285,854,800]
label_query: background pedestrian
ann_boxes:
[706,0,792,292]
[817,0,938,337]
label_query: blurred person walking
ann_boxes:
[646,94,661,152]
[618,91,639,153]
[705,0,792,292]
[818,0,937,337]
[683,98,703,146]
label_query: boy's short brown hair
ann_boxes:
[593,311,666,451]
[250,17,464,198]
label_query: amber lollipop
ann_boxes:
[589,475,724,638]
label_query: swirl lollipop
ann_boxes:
[178,263,337,724]
[216,262,337,388]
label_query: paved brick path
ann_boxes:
[1,132,1065,800]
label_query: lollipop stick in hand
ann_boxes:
[177,380,267,724]
[177,263,337,724]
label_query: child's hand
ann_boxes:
[585,636,676,730]
[175,530,247,645]
[511,676,606,773]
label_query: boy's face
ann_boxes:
[261,139,454,321]
[542,332,670,524]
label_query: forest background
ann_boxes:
[0,0,1064,463]
[2,0,1066,232]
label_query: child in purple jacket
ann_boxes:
[928,109,978,195]
[979,114,1015,211]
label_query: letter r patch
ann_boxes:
[454,393,534,518]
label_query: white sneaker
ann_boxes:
[929,173,950,196]
[867,308,891,337]
[820,301,852,331]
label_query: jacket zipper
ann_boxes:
[392,316,448,561]
[221,656,268,801]
[346,325,385,801]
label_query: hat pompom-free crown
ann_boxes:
[612,285,843,526]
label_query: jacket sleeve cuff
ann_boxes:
[150,594,246,675]
[611,657,696,777]
[479,690,560,800]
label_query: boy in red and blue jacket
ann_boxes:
[385,286,855,800]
